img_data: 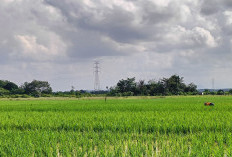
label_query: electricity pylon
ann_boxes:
[94,61,100,91]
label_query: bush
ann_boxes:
[0,88,10,96]
[217,90,225,95]
[41,94,52,97]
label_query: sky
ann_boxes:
[0,0,232,91]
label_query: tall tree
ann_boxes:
[23,80,52,97]
[167,75,184,95]
[184,83,197,93]
[3,81,18,91]
[136,80,147,95]
[116,77,136,94]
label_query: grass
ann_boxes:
[0,96,232,156]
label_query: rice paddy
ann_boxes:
[0,96,232,156]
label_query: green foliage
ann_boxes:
[0,96,231,156]
[3,81,18,91]
[110,75,198,96]
[229,89,232,95]
[165,75,185,95]
[0,80,18,92]
[0,80,7,88]
[10,88,25,95]
[53,90,93,98]
[0,80,54,97]
[217,89,225,95]
[23,80,52,97]
[0,88,10,96]
[117,77,136,94]
[204,89,210,95]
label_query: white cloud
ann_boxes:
[192,27,217,48]
[0,0,232,90]
[14,33,67,61]
[224,11,232,25]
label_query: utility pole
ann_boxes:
[94,61,100,91]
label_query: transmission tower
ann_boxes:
[94,61,100,91]
[212,78,215,91]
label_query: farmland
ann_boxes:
[0,96,232,156]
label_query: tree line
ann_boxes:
[201,89,232,95]
[0,80,52,97]
[108,75,198,96]
[0,75,231,98]
[0,79,102,98]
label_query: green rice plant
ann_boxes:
[0,96,232,156]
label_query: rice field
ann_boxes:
[0,96,232,156]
